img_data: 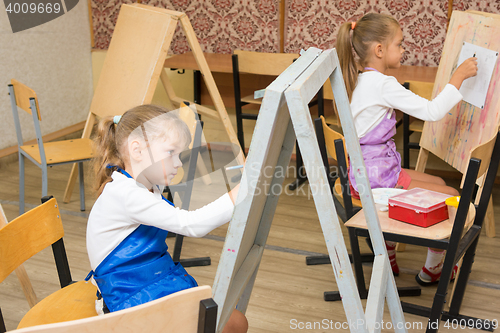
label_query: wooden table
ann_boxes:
[164,52,231,104]
[164,52,232,73]
[164,52,439,103]
[164,52,438,82]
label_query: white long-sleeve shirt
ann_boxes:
[87,171,234,270]
[351,71,463,137]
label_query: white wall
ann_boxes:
[0,1,92,150]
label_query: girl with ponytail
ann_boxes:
[87,104,247,332]
[336,13,478,286]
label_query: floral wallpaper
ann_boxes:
[91,0,500,65]
[90,0,280,53]
[284,0,500,66]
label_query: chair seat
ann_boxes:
[333,177,362,208]
[409,119,424,132]
[20,138,93,165]
[241,94,263,105]
[345,203,476,240]
[17,280,97,329]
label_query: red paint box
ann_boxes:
[388,188,452,227]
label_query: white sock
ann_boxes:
[419,248,445,281]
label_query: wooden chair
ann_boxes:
[8,80,93,214]
[305,116,371,266]
[0,197,97,333]
[232,50,299,150]
[9,286,217,333]
[315,116,362,221]
[232,50,325,190]
[402,80,433,169]
[340,132,500,332]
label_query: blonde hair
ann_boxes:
[92,104,191,196]
[336,13,400,101]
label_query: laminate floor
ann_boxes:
[1,110,499,332]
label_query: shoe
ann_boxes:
[415,264,458,286]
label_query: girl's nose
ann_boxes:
[174,156,182,168]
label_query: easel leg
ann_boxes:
[180,15,244,164]
[415,147,429,173]
[484,197,495,237]
[236,265,259,314]
[475,183,496,238]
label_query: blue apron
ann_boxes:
[86,166,197,312]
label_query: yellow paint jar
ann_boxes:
[445,196,460,222]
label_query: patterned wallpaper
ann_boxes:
[91,0,500,65]
[90,0,280,53]
[284,0,500,66]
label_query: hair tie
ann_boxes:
[113,115,122,124]
[351,21,356,30]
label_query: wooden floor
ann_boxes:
[1,110,500,332]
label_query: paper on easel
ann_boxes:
[457,42,498,109]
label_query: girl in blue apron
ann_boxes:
[87,104,247,333]
[336,13,477,285]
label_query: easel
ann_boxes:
[416,10,500,238]
[63,3,243,203]
[212,48,407,332]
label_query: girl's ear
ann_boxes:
[374,42,384,59]
[128,139,143,162]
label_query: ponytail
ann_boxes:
[336,21,359,102]
[92,117,124,196]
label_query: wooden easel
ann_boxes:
[63,3,242,203]
[213,48,407,333]
[416,10,500,238]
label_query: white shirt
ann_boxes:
[351,71,463,137]
[87,171,234,270]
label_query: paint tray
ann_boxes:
[388,188,452,227]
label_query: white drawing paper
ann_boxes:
[457,42,498,109]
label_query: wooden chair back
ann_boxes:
[320,116,347,165]
[10,286,215,333]
[233,50,298,76]
[406,80,434,100]
[10,79,41,120]
[0,198,63,284]
[470,133,497,185]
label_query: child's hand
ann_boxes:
[228,183,240,205]
[449,57,478,90]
